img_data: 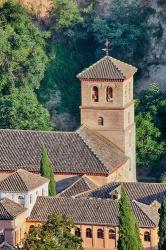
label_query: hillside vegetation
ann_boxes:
[0,0,166,180]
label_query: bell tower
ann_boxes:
[77,51,137,182]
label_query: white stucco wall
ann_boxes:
[0,182,48,215]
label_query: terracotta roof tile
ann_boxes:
[77,56,137,80]
[58,175,98,197]
[78,126,128,172]
[0,242,17,250]
[28,197,158,228]
[0,173,10,182]
[0,127,126,175]
[78,182,166,205]
[0,198,27,220]
[0,169,48,193]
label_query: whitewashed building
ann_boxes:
[0,169,49,215]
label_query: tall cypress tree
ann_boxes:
[158,191,166,250]
[40,144,56,196]
[118,187,143,250]
[49,165,56,196]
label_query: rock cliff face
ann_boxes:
[93,0,166,91]
[0,0,53,17]
[137,0,166,91]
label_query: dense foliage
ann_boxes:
[135,84,166,178]
[0,1,52,130]
[39,0,96,128]
[158,191,166,250]
[118,188,143,250]
[0,87,52,130]
[23,214,83,250]
[136,112,165,168]
[40,144,56,196]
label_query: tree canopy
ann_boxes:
[158,191,166,250]
[23,214,83,250]
[135,84,166,178]
[136,112,165,168]
[0,0,49,92]
[0,0,52,130]
[0,87,52,130]
[52,0,83,31]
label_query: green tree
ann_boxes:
[136,112,165,168]
[0,0,49,92]
[40,144,56,196]
[0,1,52,130]
[0,87,52,130]
[52,0,83,31]
[118,188,143,250]
[23,214,83,250]
[160,172,166,183]
[158,191,166,250]
[136,84,166,138]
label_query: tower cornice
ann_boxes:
[80,100,134,111]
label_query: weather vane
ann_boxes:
[102,39,110,56]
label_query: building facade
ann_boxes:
[78,56,137,182]
[0,169,49,215]
[26,194,160,250]
[0,55,138,184]
[0,198,28,246]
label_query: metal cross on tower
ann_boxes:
[102,39,110,56]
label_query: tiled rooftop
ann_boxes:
[0,242,17,250]
[77,56,137,80]
[58,175,98,197]
[77,182,166,205]
[0,198,27,220]
[0,169,48,192]
[0,127,127,175]
[79,127,128,172]
[28,196,159,228]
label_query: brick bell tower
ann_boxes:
[77,43,137,182]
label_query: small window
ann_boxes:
[109,229,116,240]
[0,228,4,244]
[98,117,104,126]
[92,86,99,102]
[129,132,132,147]
[97,229,104,239]
[129,82,132,99]
[29,225,35,234]
[42,188,45,196]
[18,196,25,206]
[112,194,118,200]
[128,112,130,124]
[144,232,151,242]
[106,86,113,102]
[125,85,127,102]
[86,228,92,238]
[36,191,38,196]
[30,194,33,204]
[20,228,22,242]
[75,228,81,237]
[15,231,17,245]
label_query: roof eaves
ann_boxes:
[133,201,157,227]
[77,132,109,174]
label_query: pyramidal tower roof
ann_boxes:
[77,56,137,81]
